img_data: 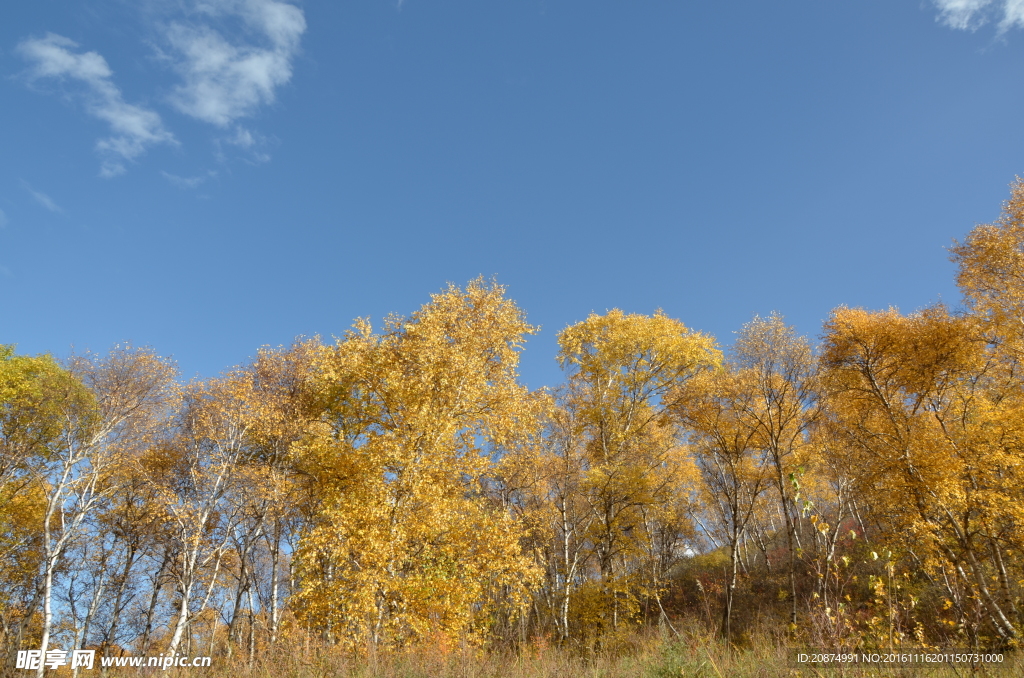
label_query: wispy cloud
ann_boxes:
[0,209,8,229]
[934,0,1024,31]
[1003,0,1024,29]
[163,0,306,127]
[0,265,12,278]
[934,1,995,29]
[21,181,64,214]
[17,33,178,177]
[212,124,272,163]
[229,126,257,148]
[161,169,217,188]
[16,1,305,176]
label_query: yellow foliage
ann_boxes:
[821,303,1023,641]
[292,279,544,650]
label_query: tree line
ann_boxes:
[4,182,1024,670]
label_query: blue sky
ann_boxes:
[3,0,1024,389]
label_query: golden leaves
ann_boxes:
[292,279,543,649]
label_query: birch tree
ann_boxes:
[554,310,720,636]
[293,279,545,650]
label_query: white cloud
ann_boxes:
[163,0,306,127]
[934,0,995,29]
[16,2,305,175]
[17,34,177,177]
[211,124,272,163]
[0,265,12,278]
[1001,0,1024,28]
[0,209,7,229]
[162,169,217,188]
[21,181,64,214]
[933,0,1024,31]
[229,126,257,148]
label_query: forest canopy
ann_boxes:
[4,181,1024,671]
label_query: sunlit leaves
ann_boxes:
[293,279,543,650]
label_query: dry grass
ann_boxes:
[94,627,1021,678]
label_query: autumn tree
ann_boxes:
[0,347,69,666]
[224,340,320,657]
[952,176,1024,358]
[61,347,177,656]
[730,314,819,627]
[157,372,260,657]
[672,366,771,640]
[0,345,176,675]
[820,305,1020,644]
[552,310,720,638]
[293,279,545,651]
[496,396,592,644]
